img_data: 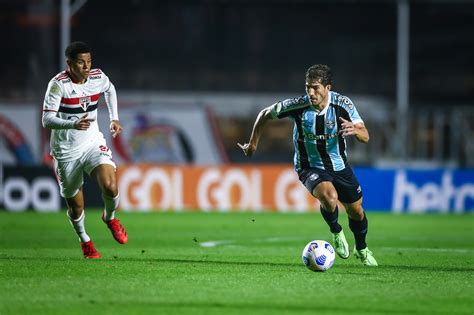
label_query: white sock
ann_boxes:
[67,210,90,243]
[102,193,120,221]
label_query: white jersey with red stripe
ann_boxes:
[43,69,117,161]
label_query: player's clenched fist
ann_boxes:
[74,113,95,130]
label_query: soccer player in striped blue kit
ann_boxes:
[239,64,377,266]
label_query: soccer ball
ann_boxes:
[302,240,336,272]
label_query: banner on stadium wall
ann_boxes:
[116,164,320,212]
[97,104,227,165]
[0,106,39,165]
[1,165,472,213]
[357,168,474,213]
[0,166,103,212]
[0,166,60,212]
[117,165,474,213]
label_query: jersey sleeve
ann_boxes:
[42,80,75,129]
[43,80,63,112]
[99,70,119,121]
[42,111,75,129]
[98,70,112,93]
[270,95,310,119]
[334,94,363,125]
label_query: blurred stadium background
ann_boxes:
[0,0,473,213]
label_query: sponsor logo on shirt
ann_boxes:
[304,132,338,140]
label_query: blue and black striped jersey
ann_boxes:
[270,91,364,172]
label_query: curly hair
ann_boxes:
[305,64,332,86]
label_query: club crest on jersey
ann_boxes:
[79,97,91,111]
[325,119,335,129]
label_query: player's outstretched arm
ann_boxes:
[238,106,274,157]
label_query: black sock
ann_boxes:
[320,206,342,233]
[349,213,368,250]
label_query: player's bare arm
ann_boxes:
[110,120,123,138]
[339,117,369,143]
[238,105,274,157]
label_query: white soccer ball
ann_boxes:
[302,240,336,272]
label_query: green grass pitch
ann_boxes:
[0,211,472,315]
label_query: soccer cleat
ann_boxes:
[102,213,128,244]
[354,247,378,266]
[80,240,101,259]
[332,230,350,259]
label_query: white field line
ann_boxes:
[199,240,234,247]
[199,236,304,248]
[253,236,304,243]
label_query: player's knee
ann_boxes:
[326,190,338,205]
[320,191,338,210]
[101,179,118,196]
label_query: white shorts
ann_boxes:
[53,139,116,198]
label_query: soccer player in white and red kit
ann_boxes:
[42,41,128,258]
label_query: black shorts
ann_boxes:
[298,166,362,204]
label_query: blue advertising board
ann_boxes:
[355,168,474,213]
